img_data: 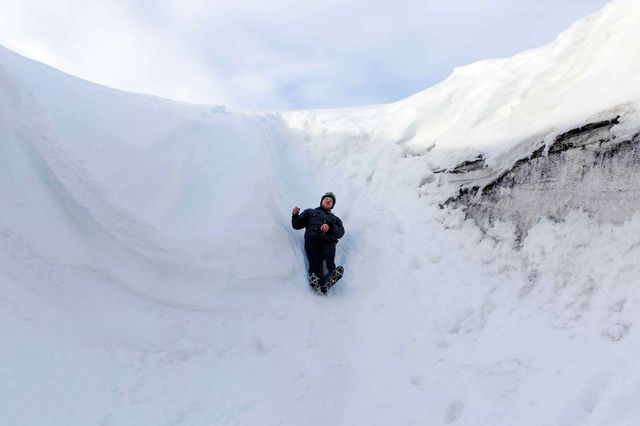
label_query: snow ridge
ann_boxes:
[284,0,640,169]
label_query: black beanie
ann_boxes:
[320,192,336,207]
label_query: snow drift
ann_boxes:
[3,0,640,425]
[0,45,315,308]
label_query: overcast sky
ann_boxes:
[0,0,612,110]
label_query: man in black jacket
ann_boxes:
[292,192,345,294]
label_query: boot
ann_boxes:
[308,273,321,291]
[322,266,344,292]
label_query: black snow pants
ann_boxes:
[304,237,336,279]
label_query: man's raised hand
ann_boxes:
[292,206,300,215]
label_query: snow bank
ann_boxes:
[0,45,316,308]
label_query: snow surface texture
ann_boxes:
[3,0,640,425]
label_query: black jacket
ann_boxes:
[292,207,345,243]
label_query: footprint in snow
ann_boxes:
[444,399,464,423]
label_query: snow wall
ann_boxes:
[0,44,322,309]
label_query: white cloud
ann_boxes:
[0,0,612,109]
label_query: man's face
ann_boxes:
[321,197,334,209]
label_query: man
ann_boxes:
[292,192,345,294]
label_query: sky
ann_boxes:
[0,0,612,110]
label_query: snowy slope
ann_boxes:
[281,0,640,423]
[3,0,640,425]
[0,45,312,306]
[0,45,348,424]
[284,0,640,171]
